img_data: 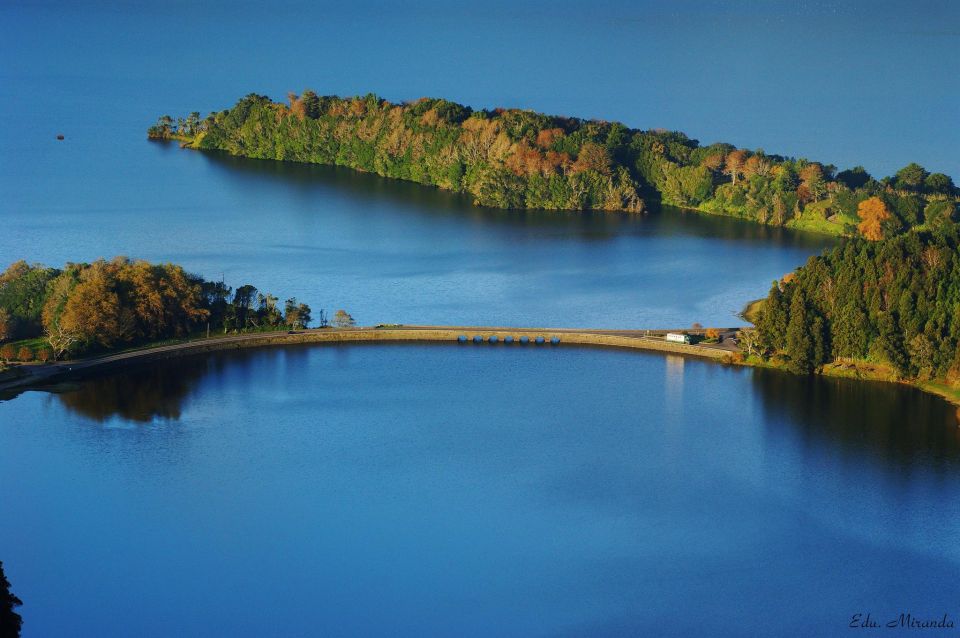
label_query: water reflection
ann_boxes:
[196,147,834,249]
[54,357,210,423]
[752,367,960,470]
[50,345,960,476]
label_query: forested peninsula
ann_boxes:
[150,91,957,237]
[0,258,317,363]
[743,226,960,404]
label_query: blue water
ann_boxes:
[1,127,834,328]
[1,345,958,637]
[2,1,957,181]
[1,2,959,636]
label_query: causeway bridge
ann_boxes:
[0,325,742,396]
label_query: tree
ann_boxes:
[771,195,788,226]
[0,344,15,363]
[856,196,892,241]
[283,298,311,330]
[0,261,59,340]
[723,149,748,185]
[836,165,871,190]
[45,318,80,360]
[185,112,201,135]
[0,308,9,342]
[0,560,22,638]
[16,347,32,362]
[876,312,909,376]
[571,142,611,175]
[785,289,814,374]
[232,285,257,329]
[831,299,869,359]
[798,163,826,202]
[333,310,355,328]
[256,293,282,326]
[924,172,955,196]
[908,333,936,380]
[148,115,174,138]
[301,90,321,119]
[296,303,311,328]
[894,163,928,191]
[56,265,126,349]
[924,200,957,228]
[737,329,764,358]
[756,281,788,349]
[743,154,771,178]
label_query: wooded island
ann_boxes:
[150,91,957,237]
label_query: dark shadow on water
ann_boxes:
[54,357,211,423]
[193,147,835,250]
[751,367,960,472]
[51,342,448,422]
[49,343,960,478]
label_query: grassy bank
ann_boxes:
[740,299,765,324]
[733,351,960,410]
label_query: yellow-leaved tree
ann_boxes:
[857,196,892,241]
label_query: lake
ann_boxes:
[2,133,832,329]
[1,345,958,637]
[2,1,959,636]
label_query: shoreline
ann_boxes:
[156,136,849,239]
[3,324,957,414]
[0,325,734,398]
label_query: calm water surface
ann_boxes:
[2,3,958,636]
[1,345,958,637]
[2,136,832,328]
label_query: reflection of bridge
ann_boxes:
[0,325,742,396]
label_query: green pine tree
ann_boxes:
[785,289,814,374]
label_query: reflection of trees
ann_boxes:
[751,367,960,469]
[56,357,209,423]
[197,150,833,248]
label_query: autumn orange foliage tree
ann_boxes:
[0,257,320,359]
[723,149,748,185]
[857,196,893,240]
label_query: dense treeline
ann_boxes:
[151,91,957,236]
[748,227,960,383]
[0,258,315,360]
[0,560,22,638]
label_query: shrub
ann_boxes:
[36,348,53,363]
[0,344,15,362]
[17,346,33,362]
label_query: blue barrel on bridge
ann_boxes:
[473,335,483,344]
[488,335,499,344]
[457,335,467,343]
[519,336,530,345]
[535,336,545,345]
[550,336,560,345]
[504,335,514,344]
